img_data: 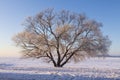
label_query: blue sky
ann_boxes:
[0,0,120,57]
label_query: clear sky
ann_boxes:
[0,0,120,57]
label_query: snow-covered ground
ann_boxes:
[0,57,119,80]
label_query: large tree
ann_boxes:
[13,9,111,67]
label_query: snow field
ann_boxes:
[0,57,119,80]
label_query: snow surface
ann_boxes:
[0,57,119,80]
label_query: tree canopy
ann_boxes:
[13,9,111,67]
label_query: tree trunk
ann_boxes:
[51,59,63,67]
[54,64,63,67]
[54,62,63,67]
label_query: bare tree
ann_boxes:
[13,9,111,67]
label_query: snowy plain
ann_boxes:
[0,57,119,80]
